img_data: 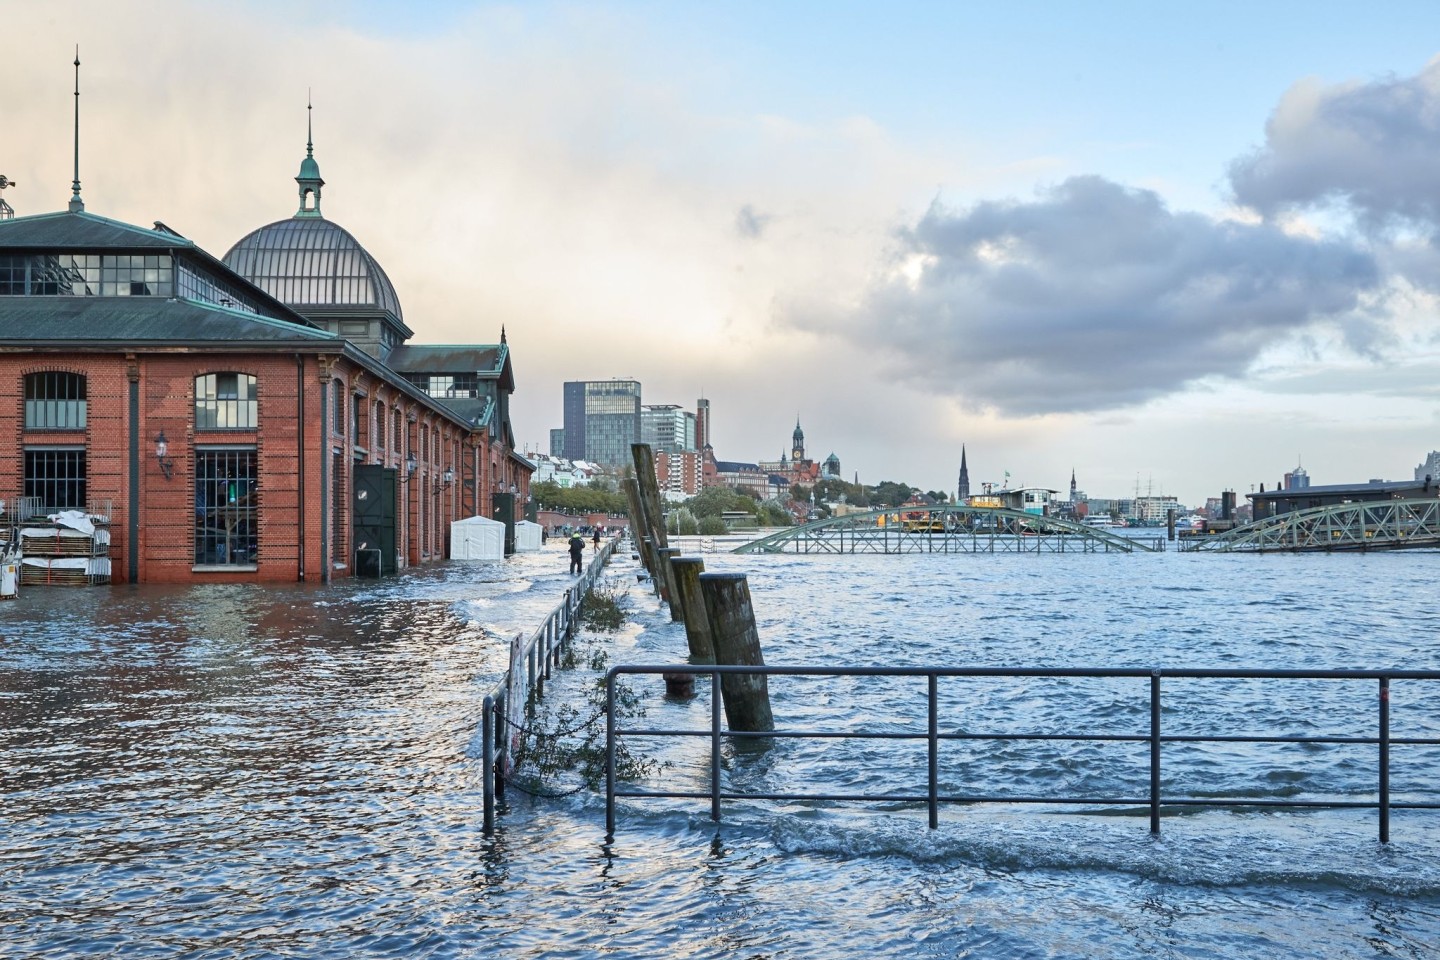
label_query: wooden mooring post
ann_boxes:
[623,476,655,576]
[699,572,774,732]
[630,444,678,607]
[670,556,714,660]
[656,548,683,622]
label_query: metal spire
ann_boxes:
[295,90,325,217]
[69,46,84,213]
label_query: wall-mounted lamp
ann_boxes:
[398,453,418,482]
[155,431,175,480]
[442,468,454,489]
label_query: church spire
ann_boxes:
[295,93,324,218]
[69,47,84,213]
[957,445,970,502]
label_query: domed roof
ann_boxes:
[223,217,403,321]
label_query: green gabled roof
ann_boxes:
[429,394,494,428]
[385,344,505,375]
[0,210,193,249]
[0,296,339,344]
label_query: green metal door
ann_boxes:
[353,465,398,575]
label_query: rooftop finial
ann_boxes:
[500,324,507,344]
[69,46,84,213]
[295,91,325,218]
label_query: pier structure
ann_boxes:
[733,505,1163,554]
[1181,497,1440,552]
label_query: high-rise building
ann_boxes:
[1283,464,1310,490]
[641,404,696,453]
[656,450,704,496]
[696,398,711,450]
[561,379,642,466]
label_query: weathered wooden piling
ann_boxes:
[670,556,714,661]
[623,476,654,575]
[662,671,696,698]
[630,445,681,605]
[656,548,683,622]
[699,572,773,732]
[630,444,671,553]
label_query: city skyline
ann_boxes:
[7,2,1440,503]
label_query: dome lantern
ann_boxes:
[295,97,324,218]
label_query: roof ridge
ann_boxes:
[0,209,197,247]
[176,296,338,336]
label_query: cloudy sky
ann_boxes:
[8,1,1440,504]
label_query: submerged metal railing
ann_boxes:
[480,537,618,834]
[605,665,1440,842]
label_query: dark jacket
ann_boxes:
[568,536,585,558]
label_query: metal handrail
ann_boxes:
[604,665,1440,842]
[481,536,619,834]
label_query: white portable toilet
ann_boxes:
[513,520,543,553]
[449,516,506,560]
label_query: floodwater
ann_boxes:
[3,542,1440,958]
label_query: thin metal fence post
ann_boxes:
[495,686,508,800]
[928,673,939,829]
[711,670,722,823]
[482,695,495,835]
[544,622,553,680]
[1150,672,1161,835]
[529,640,538,697]
[605,670,617,837]
[1380,676,1391,844]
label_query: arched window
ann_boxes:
[24,371,87,429]
[375,401,386,452]
[194,373,257,429]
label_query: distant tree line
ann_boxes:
[537,472,945,532]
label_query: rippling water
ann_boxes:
[3,544,1439,958]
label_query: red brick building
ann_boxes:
[0,132,528,583]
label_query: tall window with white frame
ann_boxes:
[194,448,258,566]
[24,371,87,430]
[194,373,257,429]
[22,372,88,515]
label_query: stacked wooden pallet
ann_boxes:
[18,520,112,586]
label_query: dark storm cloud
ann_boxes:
[813,176,1376,415]
[1230,60,1440,230]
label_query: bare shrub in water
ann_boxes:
[512,583,662,792]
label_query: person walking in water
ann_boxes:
[568,532,586,575]
[592,526,602,551]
